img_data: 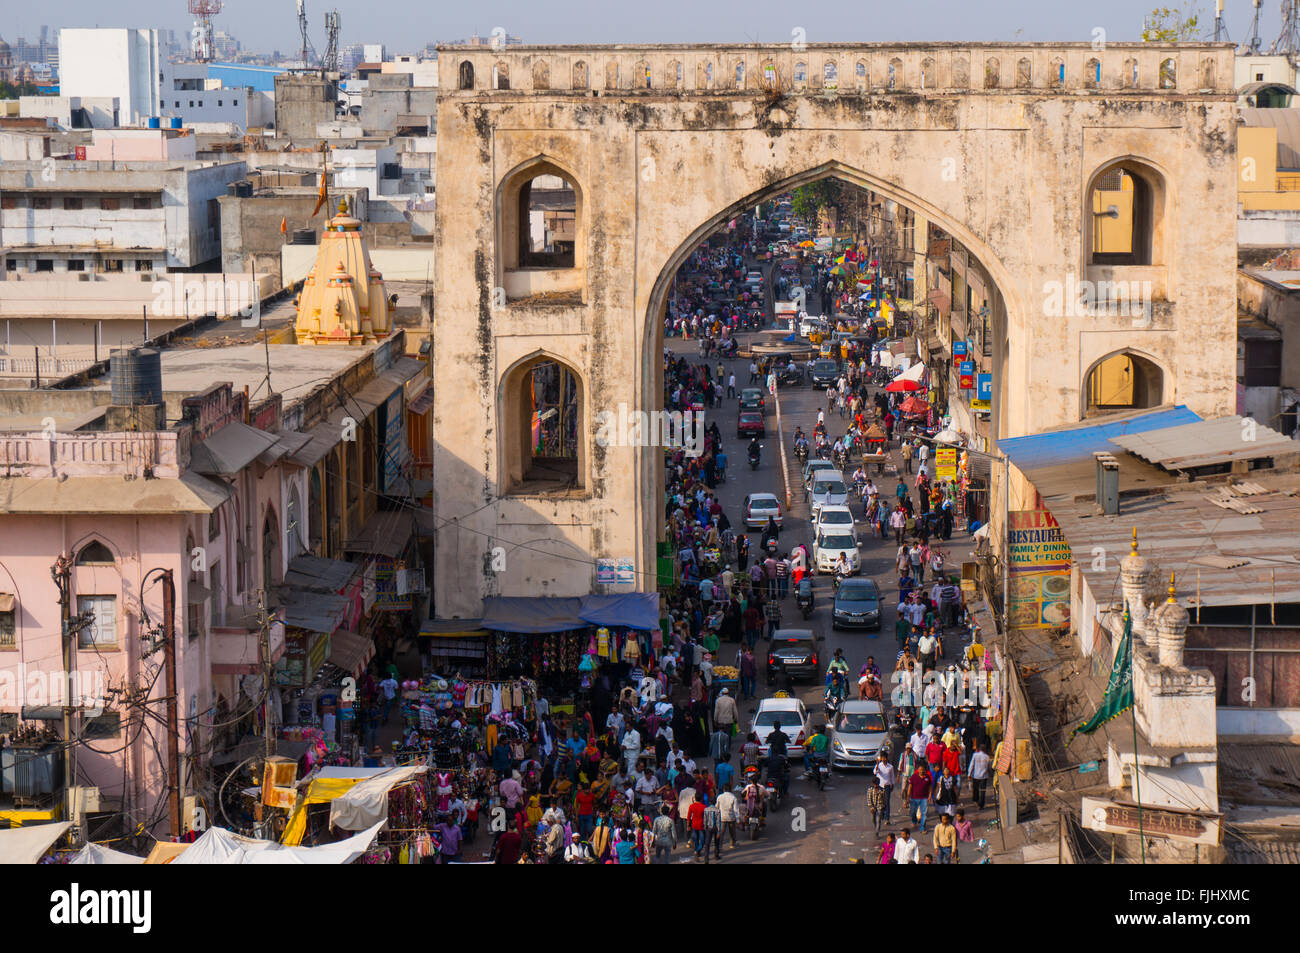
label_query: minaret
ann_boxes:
[1118,527,1155,650]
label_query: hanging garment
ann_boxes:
[491,684,503,715]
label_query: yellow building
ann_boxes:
[294,200,392,345]
[1238,109,1300,212]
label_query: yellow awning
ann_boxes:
[280,777,363,847]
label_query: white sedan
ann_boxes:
[744,493,784,529]
[814,503,856,537]
[814,529,860,574]
[751,696,811,760]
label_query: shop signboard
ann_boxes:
[959,360,975,377]
[381,392,407,494]
[1081,797,1221,846]
[935,447,957,482]
[616,558,635,585]
[952,340,968,357]
[373,556,413,611]
[972,374,992,410]
[959,373,974,389]
[596,558,617,585]
[1007,509,1072,629]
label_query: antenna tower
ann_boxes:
[189,0,223,62]
[324,11,341,73]
[1272,0,1300,60]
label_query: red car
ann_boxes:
[737,411,766,438]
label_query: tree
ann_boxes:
[791,180,842,231]
[1141,6,1202,42]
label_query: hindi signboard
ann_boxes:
[935,447,957,482]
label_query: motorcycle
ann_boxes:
[748,446,762,471]
[763,536,779,559]
[794,442,808,465]
[795,577,814,619]
[813,757,831,791]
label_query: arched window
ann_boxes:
[667,60,682,89]
[532,59,550,90]
[1122,57,1138,89]
[262,507,281,589]
[1015,57,1032,87]
[492,62,510,90]
[920,57,935,89]
[984,57,1000,89]
[308,468,323,550]
[1048,57,1064,89]
[888,58,901,90]
[458,60,474,90]
[697,61,713,89]
[1084,352,1164,416]
[855,61,867,89]
[823,60,838,91]
[287,484,303,557]
[762,60,778,90]
[1087,160,1167,267]
[502,355,585,494]
[735,61,746,89]
[794,61,807,88]
[605,61,620,89]
[1085,57,1101,89]
[572,60,588,90]
[501,159,582,274]
[76,540,115,566]
[634,60,651,88]
[1159,57,1176,89]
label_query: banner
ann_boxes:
[1007,571,1071,628]
[1071,608,1134,740]
[935,447,957,482]
[1007,509,1071,571]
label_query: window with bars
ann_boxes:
[0,608,15,648]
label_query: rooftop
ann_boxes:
[1004,409,1300,608]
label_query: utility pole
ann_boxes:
[161,570,183,839]
[51,554,76,836]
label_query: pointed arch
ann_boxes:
[572,60,588,90]
[458,60,475,90]
[492,62,510,90]
[1083,349,1167,417]
[496,154,586,297]
[633,59,651,89]
[920,57,935,89]
[1085,57,1101,89]
[1015,57,1032,88]
[499,349,588,495]
[1048,57,1064,89]
[532,59,550,90]
[984,57,1000,89]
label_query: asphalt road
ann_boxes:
[667,256,896,863]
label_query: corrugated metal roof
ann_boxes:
[1109,416,1299,470]
[344,509,415,558]
[256,429,311,467]
[279,590,350,634]
[1240,106,1300,168]
[998,406,1201,471]
[282,554,361,592]
[189,422,281,477]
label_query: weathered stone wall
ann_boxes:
[431,42,1239,617]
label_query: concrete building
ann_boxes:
[158,63,274,133]
[57,29,163,127]
[0,156,245,274]
[430,41,1239,619]
[273,73,340,140]
[1237,266,1300,434]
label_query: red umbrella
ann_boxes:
[885,378,923,393]
[899,395,931,416]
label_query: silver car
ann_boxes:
[829,700,890,769]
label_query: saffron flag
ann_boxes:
[1070,606,1134,741]
[280,216,288,235]
[310,171,328,218]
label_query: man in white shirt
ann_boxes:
[639,674,660,705]
[894,828,920,864]
[621,725,642,774]
[379,675,399,723]
[634,768,659,809]
[698,654,714,688]
[873,755,896,825]
[910,728,928,763]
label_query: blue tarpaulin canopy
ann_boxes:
[479,594,661,633]
[997,406,1201,472]
[578,593,661,631]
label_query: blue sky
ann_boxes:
[3,1,1273,55]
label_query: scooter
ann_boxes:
[795,577,814,619]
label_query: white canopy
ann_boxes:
[0,821,72,864]
[69,842,146,864]
[932,429,963,445]
[170,821,385,865]
[329,765,427,831]
[898,361,928,383]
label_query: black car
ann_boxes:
[810,359,840,387]
[739,388,766,411]
[766,629,822,685]
[832,577,882,630]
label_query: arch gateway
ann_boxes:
[431,42,1238,617]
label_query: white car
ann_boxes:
[809,472,849,518]
[814,503,856,536]
[799,314,824,338]
[814,528,860,574]
[746,270,764,284]
[751,696,811,760]
[802,458,836,491]
[744,492,784,529]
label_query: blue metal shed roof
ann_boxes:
[997,406,1202,471]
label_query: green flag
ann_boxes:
[1070,605,1134,740]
